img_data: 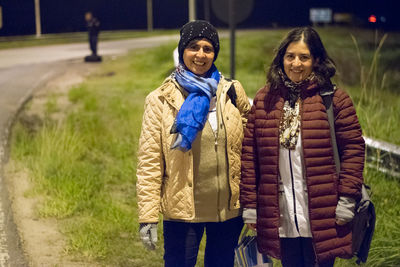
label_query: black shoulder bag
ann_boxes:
[321,87,376,265]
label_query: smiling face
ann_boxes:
[183,38,215,76]
[283,40,313,83]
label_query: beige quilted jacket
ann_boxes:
[137,76,250,223]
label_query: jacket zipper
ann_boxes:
[215,138,222,221]
[216,90,223,222]
[288,150,300,234]
[299,100,319,262]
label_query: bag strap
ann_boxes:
[322,88,374,265]
[321,86,340,174]
[225,78,238,107]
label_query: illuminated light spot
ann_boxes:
[368,15,377,23]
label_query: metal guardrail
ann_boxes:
[364,136,400,177]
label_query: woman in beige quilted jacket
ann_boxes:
[136,20,250,267]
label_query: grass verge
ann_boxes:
[0,29,176,50]
[9,27,400,266]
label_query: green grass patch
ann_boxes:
[9,27,400,266]
[0,29,176,50]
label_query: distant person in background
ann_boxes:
[136,20,250,267]
[85,11,100,57]
[240,27,365,267]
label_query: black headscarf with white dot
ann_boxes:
[178,20,220,63]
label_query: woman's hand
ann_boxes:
[335,196,356,226]
[139,223,158,250]
[246,223,257,231]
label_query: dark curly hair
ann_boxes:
[267,27,336,90]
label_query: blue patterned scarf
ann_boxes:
[171,63,221,151]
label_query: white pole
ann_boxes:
[147,0,153,31]
[34,0,41,37]
[0,7,3,29]
[189,0,196,21]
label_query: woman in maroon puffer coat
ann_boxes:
[240,27,365,267]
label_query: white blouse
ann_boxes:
[208,96,218,134]
[278,133,312,238]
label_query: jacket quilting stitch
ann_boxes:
[240,83,365,263]
[137,76,250,223]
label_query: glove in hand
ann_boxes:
[139,223,158,250]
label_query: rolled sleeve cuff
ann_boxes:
[243,208,257,224]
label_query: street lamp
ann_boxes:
[0,6,3,30]
[147,0,153,31]
[34,0,41,37]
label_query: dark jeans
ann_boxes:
[281,238,335,267]
[163,216,243,267]
[89,34,98,55]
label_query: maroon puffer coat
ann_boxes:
[240,82,365,263]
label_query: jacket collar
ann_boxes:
[273,80,319,100]
[158,76,186,110]
[216,76,233,110]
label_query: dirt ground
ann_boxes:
[4,60,101,267]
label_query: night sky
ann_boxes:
[0,0,397,36]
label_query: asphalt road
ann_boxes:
[0,34,178,266]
